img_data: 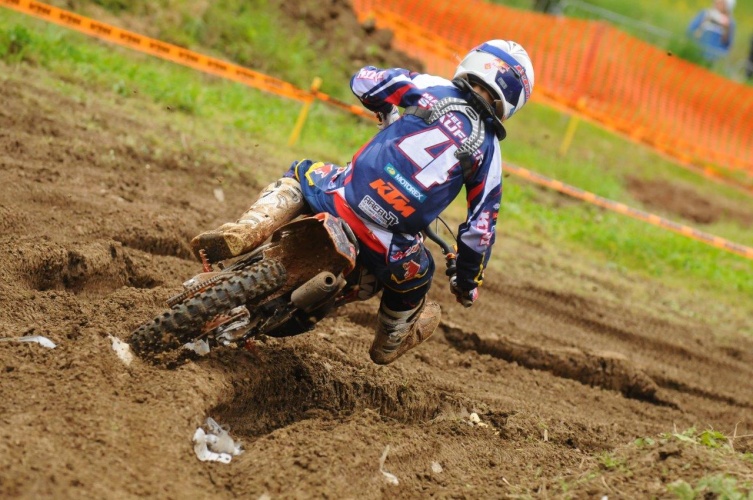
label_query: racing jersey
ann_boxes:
[347,66,503,290]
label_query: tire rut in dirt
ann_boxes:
[440,321,672,406]
[456,281,753,406]
[207,344,471,442]
[15,239,158,293]
[129,260,287,357]
[503,284,753,405]
[114,226,195,260]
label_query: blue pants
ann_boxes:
[285,159,434,311]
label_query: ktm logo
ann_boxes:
[369,179,415,217]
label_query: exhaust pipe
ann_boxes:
[291,271,343,311]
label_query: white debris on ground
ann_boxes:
[379,445,399,486]
[193,417,244,464]
[431,461,443,474]
[213,187,225,203]
[183,339,211,356]
[0,335,57,349]
[468,412,489,428]
[108,335,133,365]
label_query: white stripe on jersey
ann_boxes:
[470,143,502,219]
[410,74,453,90]
[368,73,411,97]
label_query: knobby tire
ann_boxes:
[129,259,287,356]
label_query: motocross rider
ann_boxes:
[191,40,535,365]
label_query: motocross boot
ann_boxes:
[369,299,441,365]
[191,178,305,262]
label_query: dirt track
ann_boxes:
[2,61,753,498]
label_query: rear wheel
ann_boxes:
[129,259,287,357]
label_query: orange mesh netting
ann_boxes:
[353,0,753,186]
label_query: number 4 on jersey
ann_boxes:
[397,127,459,189]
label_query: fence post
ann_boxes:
[559,97,587,156]
[288,77,323,146]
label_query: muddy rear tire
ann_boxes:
[129,259,287,357]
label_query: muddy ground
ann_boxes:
[2,48,753,500]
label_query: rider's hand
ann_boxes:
[449,275,478,308]
[376,105,400,131]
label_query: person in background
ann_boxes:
[191,41,534,365]
[687,0,736,63]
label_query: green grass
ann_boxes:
[58,0,359,101]
[555,427,753,498]
[0,11,371,163]
[499,180,753,295]
[1,3,752,323]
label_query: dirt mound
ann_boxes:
[277,0,424,72]
[2,31,753,500]
[626,176,753,227]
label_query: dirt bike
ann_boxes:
[129,212,457,359]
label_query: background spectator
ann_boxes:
[687,0,736,63]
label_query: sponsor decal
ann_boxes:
[480,231,493,247]
[304,162,333,186]
[326,164,350,190]
[390,259,425,284]
[383,164,426,203]
[515,65,532,100]
[418,93,438,108]
[439,114,467,141]
[402,260,421,281]
[484,58,511,72]
[390,241,421,262]
[476,211,493,247]
[477,211,491,232]
[369,179,415,217]
[356,68,384,81]
[358,195,398,227]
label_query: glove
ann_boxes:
[449,275,478,308]
[376,105,400,131]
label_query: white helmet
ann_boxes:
[454,40,534,121]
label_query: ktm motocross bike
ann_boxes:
[129,212,457,358]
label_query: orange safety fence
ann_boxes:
[352,0,753,188]
[0,0,374,120]
[3,0,753,260]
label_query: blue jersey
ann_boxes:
[346,67,503,290]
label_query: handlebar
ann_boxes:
[422,222,457,277]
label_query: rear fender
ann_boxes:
[262,214,357,294]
